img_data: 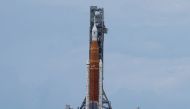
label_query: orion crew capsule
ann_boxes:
[92,18,98,41]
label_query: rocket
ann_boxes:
[86,17,103,109]
[78,6,112,109]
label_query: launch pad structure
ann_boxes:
[65,6,112,109]
[78,6,112,109]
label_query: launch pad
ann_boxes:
[78,6,112,109]
[65,6,112,109]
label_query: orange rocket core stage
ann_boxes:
[89,40,99,102]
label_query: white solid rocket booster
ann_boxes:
[99,59,103,109]
[86,60,89,109]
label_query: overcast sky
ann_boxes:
[0,0,190,109]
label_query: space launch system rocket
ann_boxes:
[86,18,103,109]
[79,6,112,109]
[64,6,112,109]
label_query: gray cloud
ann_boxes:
[0,0,190,109]
[105,53,190,93]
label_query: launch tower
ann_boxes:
[79,6,112,109]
